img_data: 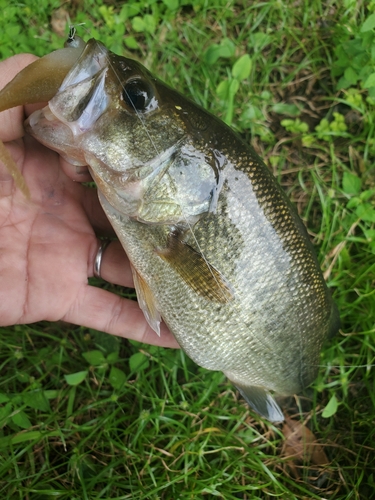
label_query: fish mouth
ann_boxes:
[26,39,111,143]
[48,39,110,135]
[25,39,112,164]
[58,38,108,91]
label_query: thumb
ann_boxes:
[0,53,39,142]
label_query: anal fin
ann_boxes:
[131,266,161,336]
[229,380,284,422]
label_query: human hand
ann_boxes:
[0,54,179,348]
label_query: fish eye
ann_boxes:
[121,79,157,113]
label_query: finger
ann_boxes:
[90,240,134,287]
[64,284,179,348]
[0,54,38,89]
[0,54,39,142]
[59,156,93,182]
[58,159,116,236]
[79,184,117,236]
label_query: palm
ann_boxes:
[0,54,178,348]
[0,136,96,325]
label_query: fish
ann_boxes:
[0,33,340,422]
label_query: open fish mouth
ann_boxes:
[46,39,110,134]
[24,39,111,166]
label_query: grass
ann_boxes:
[1,0,375,498]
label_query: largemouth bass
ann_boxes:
[0,34,339,422]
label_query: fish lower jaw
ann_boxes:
[25,107,86,166]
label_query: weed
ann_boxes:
[0,0,374,498]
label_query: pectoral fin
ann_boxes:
[131,266,161,336]
[229,380,284,422]
[155,231,233,304]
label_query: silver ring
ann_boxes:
[94,240,110,279]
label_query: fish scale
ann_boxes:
[0,35,340,422]
[101,148,328,392]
